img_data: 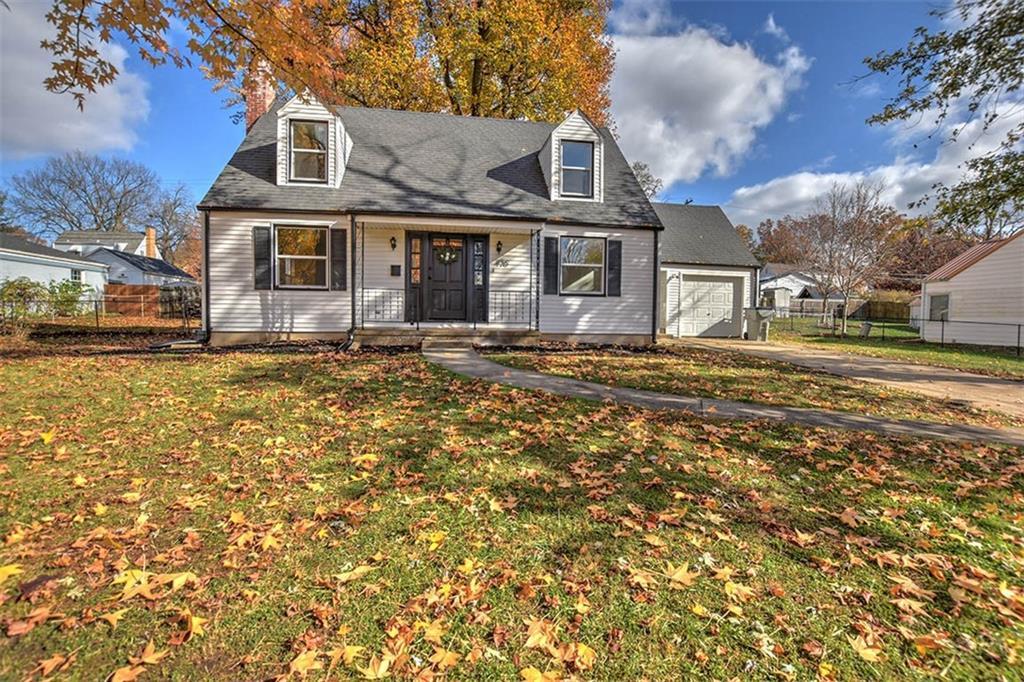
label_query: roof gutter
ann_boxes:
[194,205,662,232]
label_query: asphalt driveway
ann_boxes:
[677,338,1024,420]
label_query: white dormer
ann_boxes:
[275,94,353,188]
[544,110,604,203]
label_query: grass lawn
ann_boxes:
[488,346,1022,428]
[2,342,1024,680]
[771,319,1024,381]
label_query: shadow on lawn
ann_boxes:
[219,350,1022,586]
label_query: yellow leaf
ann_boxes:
[690,603,710,617]
[289,649,323,677]
[130,640,169,666]
[358,654,391,679]
[428,647,460,670]
[666,562,699,589]
[122,491,141,503]
[73,475,88,487]
[574,642,597,670]
[457,557,478,574]
[848,635,885,662]
[0,563,24,586]
[643,534,666,548]
[94,503,108,517]
[40,430,56,445]
[335,564,375,584]
[341,645,365,665]
[107,665,145,682]
[228,511,246,525]
[520,668,561,682]
[724,580,755,603]
[99,608,129,629]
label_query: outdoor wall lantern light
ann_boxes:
[390,236,397,251]
[496,241,503,255]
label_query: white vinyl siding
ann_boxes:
[920,234,1024,347]
[549,111,603,203]
[540,225,654,335]
[207,211,351,333]
[0,252,106,292]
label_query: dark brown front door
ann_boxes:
[426,235,466,320]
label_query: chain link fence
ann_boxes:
[772,310,1022,356]
[0,287,200,335]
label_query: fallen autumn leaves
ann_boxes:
[0,347,1022,680]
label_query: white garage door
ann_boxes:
[669,275,742,337]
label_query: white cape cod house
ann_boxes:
[198,94,663,346]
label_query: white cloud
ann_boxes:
[610,22,810,189]
[763,14,789,43]
[0,5,149,161]
[609,0,682,36]
[725,102,1024,226]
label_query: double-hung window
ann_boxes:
[289,120,328,182]
[560,141,593,198]
[276,226,328,288]
[928,294,949,321]
[70,269,82,282]
[560,236,605,294]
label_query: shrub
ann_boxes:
[0,278,48,334]
[47,279,93,316]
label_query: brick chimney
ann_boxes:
[243,61,276,131]
[145,226,157,259]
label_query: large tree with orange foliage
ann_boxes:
[40,0,613,124]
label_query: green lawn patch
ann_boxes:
[1,346,1022,680]
[771,320,1024,380]
[488,346,1021,428]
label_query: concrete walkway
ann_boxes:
[677,338,1024,420]
[423,346,1024,447]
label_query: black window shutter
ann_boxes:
[607,240,622,297]
[330,228,347,290]
[543,236,559,295]
[253,226,272,290]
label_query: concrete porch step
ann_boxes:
[421,337,474,352]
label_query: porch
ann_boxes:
[353,216,542,332]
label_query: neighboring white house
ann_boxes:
[759,264,819,299]
[86,248,195,286]
[908,295,921,330]
[653,203,760,338]
[0,233,107,292]
[198,94,663,346]
[920,230,1024,347]
[54,228,162,260]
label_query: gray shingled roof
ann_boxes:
[652,203,760,268]
[55,230,146,252]
[0,233,104,266]
[97,248,194,279]
[199,103,661,229]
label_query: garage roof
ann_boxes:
[652,203,760,268]
[925,230,1022,282]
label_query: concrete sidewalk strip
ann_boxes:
[424,346,1024,447]
[678,338,1024,420]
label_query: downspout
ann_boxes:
[348,214,357,346]
[202,210,211,341]
[651,228,659,344]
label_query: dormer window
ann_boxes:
[289,120,328,183]
[560,141,593,198]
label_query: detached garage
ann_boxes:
[653,203,760,338]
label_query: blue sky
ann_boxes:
[1,0,983,227]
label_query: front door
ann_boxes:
[426,235,467,320]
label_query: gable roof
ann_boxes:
[0,233,105,267]
[96,248,194,279]
[925,230,1023,282]
[199,103,662,229]
[54,230,146,252]
[652,203,759,267]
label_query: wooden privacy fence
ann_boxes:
[854,300,911,321]
[787,298,865,316]
[104,284,159,316]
